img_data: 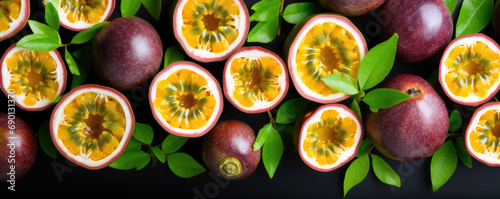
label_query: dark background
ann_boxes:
[2,0,500,198]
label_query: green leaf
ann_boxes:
[249,0,281,22]
[71,21,109,44]
[161,134,189,154]
[167,152,206,178]
[275,97,310,124]
[430,140,458,192]
[253,123,275,151]
[247,15,279,43]
[357,33,398,91]
[251,0,275,11]
[71,45,92,89]
[142,0,162,21]
[152,145,166,163]
[356,139,372,158]
[45,2,60,30]
[262,127,283,179]
[275,123,295,151]
[45,0,59,8]
[349,100,362,120]
[65,46,79,76]
[132,122,154,145]
[121,0,142,17]
[283,2,323,24]
[321,72,359,95]
[456,137,472,168]
[449,110,462,133]
[371,154,401,187]
[37,119,58,159]
[124,136,143,153]
[443,0,458,14]
[17,35,61,52]
[27,20,61,42]
[363,88,411,109]
[164,45,185,68]
[109,151,151,170]
[344,154,370,197]
[456,0,494,38]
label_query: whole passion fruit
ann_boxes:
[439,33,500,107]
[50,84,135,170]
[0,0,29,41]
[294,104,363,172]
[284,13,367,104]
[0,44,66,111]
[223,46,288,114]
[171,0,249,62]
[201,119,261,180]
[465,102,500,167]
[149,61,223,138]
[52,0,115,31]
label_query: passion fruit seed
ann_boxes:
[0,0,21,32]
[219,157,242,176]
[469,109,500,158]
[57,91,126,161]
[60,0,109,24]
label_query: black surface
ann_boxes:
[2,0,500,198]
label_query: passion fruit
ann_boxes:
[171,0,249,62]
[0,44,66,111]
[465,102,500,167]
[223,46,288,114]
[439,33,500,107]
[50,84,135,170]
[294,104,363,172]
[0,0,29,41]
[284,13,367,104]
[52,0,115,31]
[149,61,223,138]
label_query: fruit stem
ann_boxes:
[267,110,276,129]
[219,157,242,176]
[277,0,284,36]
[406,88,422,97]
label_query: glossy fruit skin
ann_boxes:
[365,74,449,161]
[319,0,386,17]
[0,113,37,181]
[92,16,163,92]
[201,120,261,180]
[378,0,453,63]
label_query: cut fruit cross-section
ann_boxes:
[50,0,115,31]
[0,0,29,41]
[466,102,500,167]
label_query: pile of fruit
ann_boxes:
[1,0,500,197]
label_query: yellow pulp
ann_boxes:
[60,0,108,24]
[302,109,357,166]
[7,50,60,106]
[0,0,21,32]
[181,0,240,54]
[296,22,361,97]
[444,41,500,99]
[230,56,283,108]
[57,92,126,161]
[469,109,500,160]
[154,69,217,129]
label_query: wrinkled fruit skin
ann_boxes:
[319,0,386,17]
[202,120,261,180]
[92,16,163,92]
[0,113,37,181]
[378,0,453,63]
[365,74,449,161]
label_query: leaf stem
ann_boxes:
[267,110,276,128]
[277,0,284,36]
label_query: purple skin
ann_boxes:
[378,0,453,63]
[92,16,163,92]
[365,74,449,161]
[202,120,261,180]
[0,113,37,181]
[319,0,386,17]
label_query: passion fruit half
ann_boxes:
[223,46,288,113]
[295,104,363,172]
[439,33,500,107]
[284,14,367,104]
[465,102,500,167]
[52,0,115,31]
[0,44,66,111]
[50,84,134,170]
[0,0,29,41]
[149,61,223,138]
[171,0,249,62]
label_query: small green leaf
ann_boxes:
[449,110,462,133]
[321,72,359,95]
[253,123,275,151]
[356,139,372,158]
[37,119,58,159]
[369,106,379,113]
[262,128,283,179]
[152,145,166,163]
[443,0,458,14]
[65,46,79,76]
[167,152,206,178]
[124,136,143,153]
[109,151,151,170]
[121,0,142,17]
[71,45,92,89]
[28,20,61,42]
[349,100,362,120]
[344,154,370,197]
[142,0,162,21]
[45,2,60,30]
[456,137,472,168]
[283,2,323,24]
[247,15,279,43]
[249,0,281,22]
[431,140,458,192]
[17,35,61,52]
[275,97,310,124]
[371,154,401,187]
[363,88,411,109]
[164,45,185,68]
[357,33,398,91]
[132,122,154,145]
[456,0,494,38]
[275,123,295,151]
[161,133,189,154]
[70,21,109,44]
[251,0,275,11]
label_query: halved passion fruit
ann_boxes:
[223,47,288,113]
[465,102,500,167]
[172,0,249,62]
[295,104,363,172]
[0,0,29,41]
[149,61,223,137]
[50,0,115,31]
[0,44,66,111]
[284,14,367,104]
[439,33,500,107]
[50,84,134,169]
